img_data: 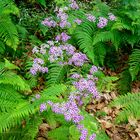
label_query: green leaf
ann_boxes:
[4,59,19,70]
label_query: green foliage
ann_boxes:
[118,69,132,94]
[110,92,140,123]
[48,126,70,140]
[47,64,68,86]
[36,0,46,7]
[0,0,19,50]
[95,71,118,92]
[74,21,95,63]
[0,60,68,139]
[129,48,140,81]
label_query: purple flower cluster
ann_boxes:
[90,66,98,74]
[69,0,79,9]
[32,44,49,55]
[35,94,41,99]
[68,52,88,66]
[42,17,57,27]
[32,46,39,54]
[108,13,116,21]
[55,32,71,42]
[77,125,96,140]
[74,19,82,25]
[80,129,88,140]
[48,46,63,62]
[97,17,108,28]
[57,9,71,28]
[71,73,81,79]
[86,14,96,22]
[89,134,96,140]
[30,58,48,75]
[40,103,47,112]
[48,99,84,123]
[73,78,99,98]
[60,44,76,55]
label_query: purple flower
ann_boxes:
[40,103,47,112]
[69,52,88,66]
[90,66,98,74]
[80,129,88,140]
[64,44,76,55]
[74,19,82,25]
[33,58,44,65]
[69,0,79,9]
[40,47,46,54]
[64,112,72,121]
[30,67,37,75]
[57,11,68,21]
[86,14,96,22]
[71,73,81,79]
[32,46,39,54]
[89,134,96,140]
[55,33,71,42]
[97,17,108,28]
[47,41,54,46]
[35,94,40,99]
[77,124,84,131]
[61,32,71,42]
[40,67,48,73]
[108,13,116,21]
[42,17,57,27]
[55,35,61,41]
[49,46,63,62]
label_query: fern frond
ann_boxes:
[0,0,19,50]
[93,43,107,66]
[93,30,121,50]
[110,92,140,123]
[118,69,132,94]
[0,0,19,16]
[21,116,42,140]
[0,18,19,50]
[47,64,67,86]
[0,71,31,92]
[129,48,140,81]
[48,126,69,140]
[0,102,35,132]
[110,93,140,107]
[74,21,95,63]
[40,84,68,102]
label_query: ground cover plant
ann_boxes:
[0,0,140,140]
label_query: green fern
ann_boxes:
[48,126,70,140]
[0,83,67,134]
[0,0,19,50]
[118,69,132,94]
[110,92,140,123]
[74,21,95,63]
[47,64,68,86]
[0,71,31,92]
[129,48,140,81]
[40,84,68,103]
[92,30,121,50]
[21,115,42,140]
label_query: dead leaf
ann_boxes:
[129,133,136,140]
[99,120,113,129]
[128,117,137,127]
[102,107,112,114]
[37,137,46,140]
[135,128,140,137]
[97,102,105,110]
[39,123,50,132]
